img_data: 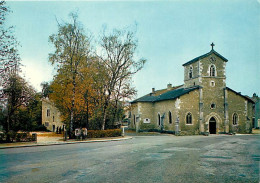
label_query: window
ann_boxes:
[158,114,161,126]
[47,109,50,117]
[210,65,216,77]
[144,118,150,123]
[133,115,136,125]
[233,113,238,125]
[53,116,55,122]
[168,111,172,124]
[45,122,49,127]
[210,103,216,109]
[186,113,192,124]
[189,66,193,79]
[210,81,215,87]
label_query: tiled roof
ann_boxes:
[131,86,200,103]
[182,49,228,66]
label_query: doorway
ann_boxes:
[209,117,216,134]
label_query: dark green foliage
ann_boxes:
[87,129,122,138]
[180,121,200,135]
[32,124,48,131]
[140,121,156,130]
[0,132,33,143]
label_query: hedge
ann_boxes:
[0,132,34,143]
[86,129,122,138]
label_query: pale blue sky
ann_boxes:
[6,0,260,98]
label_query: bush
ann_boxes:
[0,132,33,143]
[178,131,196,136]
[16,133,30,142]
[33,124,48,131]
[7,131,17,142]
[139,122,156,130]
[0,133,5,142]
[87,129,122,138]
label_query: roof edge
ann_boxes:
[182,49,228,67]
[226,87,255,104]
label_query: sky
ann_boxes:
[5,0,260,99]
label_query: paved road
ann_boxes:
[0,134,259,183]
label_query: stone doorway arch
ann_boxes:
[205,112,222,134]
[209,117,216,134]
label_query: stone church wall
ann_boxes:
[184,62,200,87]
[227,90,253,133]
[130,90,200,133]
[129,102,154,131]
[154,100,176,131]
[177,89,200,133]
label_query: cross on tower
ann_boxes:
[211,42,215,50]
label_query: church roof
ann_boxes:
[182,49,228,66]
[226,87,255,104]
[131,86,200,103]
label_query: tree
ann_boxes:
[0,1,21,90]
[3,73,35,133]
[49,12,92,137]
[97,28,146,130]
[41,81,52,98]
[0,1,43,135]
[0,1,23,135]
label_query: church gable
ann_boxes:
[200,52,226,78]
[182,47,228,67]
[183,44,228,88]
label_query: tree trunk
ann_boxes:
[69,74,76,138]
[101,99,109,130]
[111,100,118,127]
[86,98,89,129]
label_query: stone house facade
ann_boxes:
[42,98,64,132]
[130,45,255,134]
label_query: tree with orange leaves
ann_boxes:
[48,12,92,137]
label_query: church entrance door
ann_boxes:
[209,117,216,134]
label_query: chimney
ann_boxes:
[167,83,172,90]
[152,88,155,93]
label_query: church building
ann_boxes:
[130,43,255,134]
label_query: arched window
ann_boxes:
[233,113,238,125]
[158,114,161,126]
[186,113,192,124]
[168,111,172,124]
[189,66,193,79]
[210,65,216,77]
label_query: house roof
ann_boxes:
[226,87,255,104]
[182,49,228,66]
[131,86,200,103]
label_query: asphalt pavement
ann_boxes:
[0,134,259,183]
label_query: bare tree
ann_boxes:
[97,28,146,130]
[0,1,21,87]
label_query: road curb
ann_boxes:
[0,136,133,149]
